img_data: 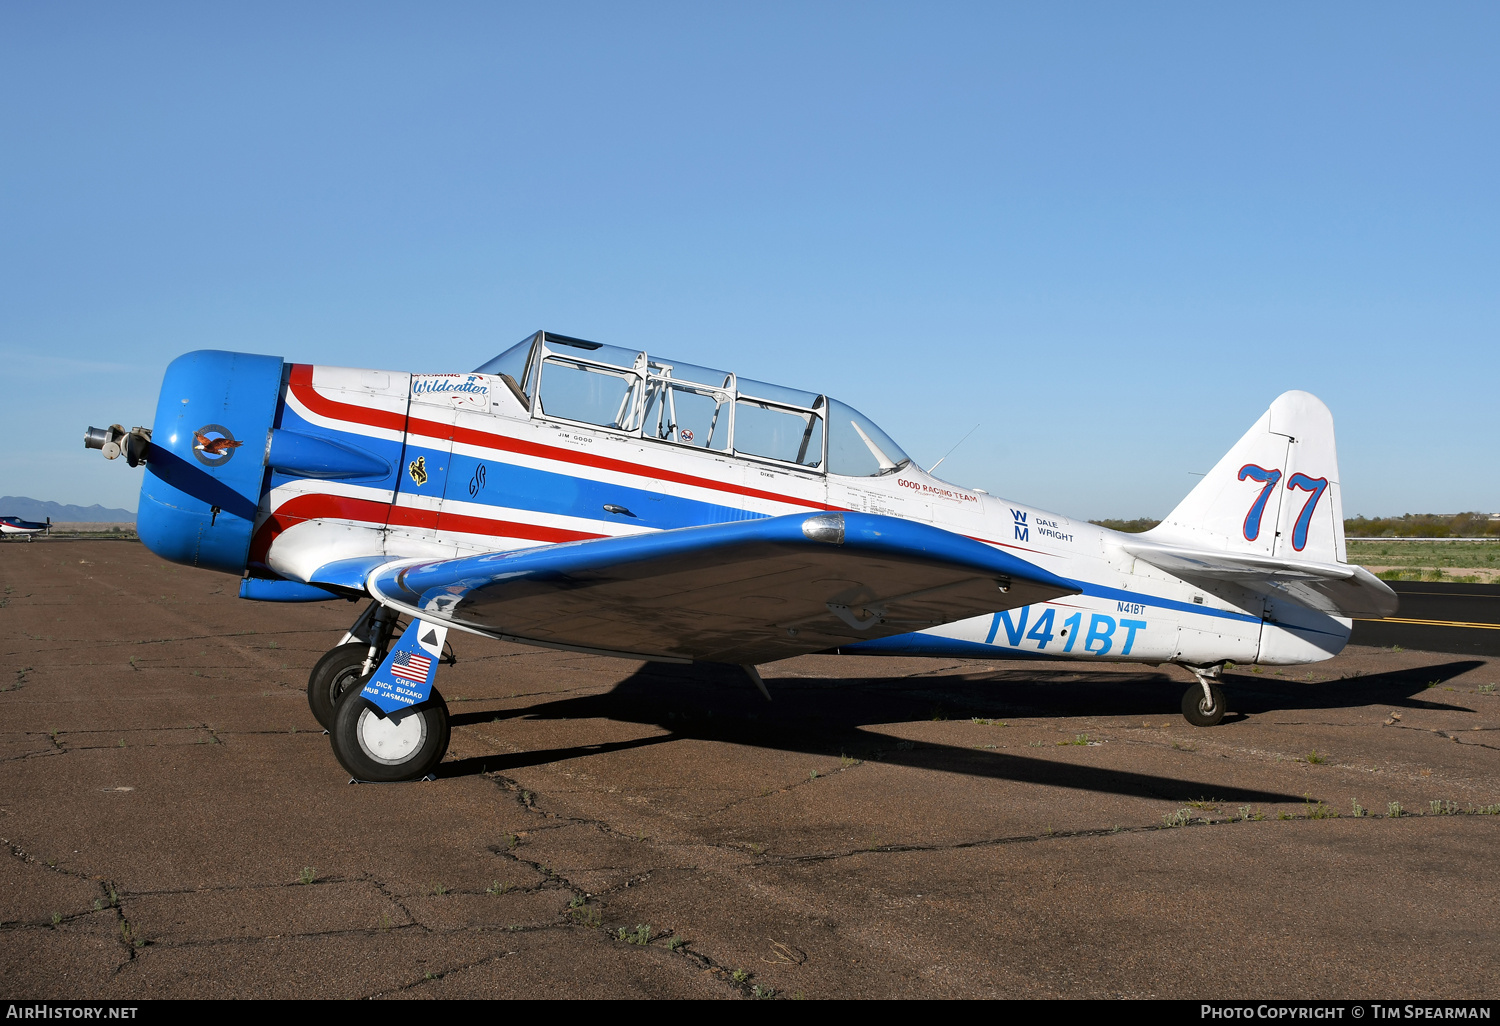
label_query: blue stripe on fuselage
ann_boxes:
[444,449,766,532]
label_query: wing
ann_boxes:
[364,511,1079,665]
[1120,539,1398,619]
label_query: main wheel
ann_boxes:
[307,643,373,730]
[329,689,450,782]
[1181,681,1227,727]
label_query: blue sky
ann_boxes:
[3,2,1496,519]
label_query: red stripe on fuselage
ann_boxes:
[247,492,604,567]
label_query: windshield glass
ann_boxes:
[825,398,911,476]
[473,333,539,407]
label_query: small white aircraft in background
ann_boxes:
[88,330,1397,781]
[0,515,50,541]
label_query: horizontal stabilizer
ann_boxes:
[368,512,1079,665]
[1122,538,1398,619]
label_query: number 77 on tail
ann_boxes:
[87,331,1396,781]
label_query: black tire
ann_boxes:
[329,689,450,782]
[307,643,374,730]
[1181,681,1227,727]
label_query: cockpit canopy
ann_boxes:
[476,331,911,477]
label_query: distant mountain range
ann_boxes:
[0,496,135,523]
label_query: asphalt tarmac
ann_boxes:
[2,542,1497,1000]
[1351,581,1500,657]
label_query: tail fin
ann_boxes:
[1150,391,1346,564]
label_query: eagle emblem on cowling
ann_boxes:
[191,424,243,466]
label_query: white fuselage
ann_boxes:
[255,363,1349,669]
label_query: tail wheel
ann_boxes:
[307,643,374,730]
[1181,682,1227,727]
[329,690,450,782]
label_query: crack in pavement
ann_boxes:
[478,774,756,998]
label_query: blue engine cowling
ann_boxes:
[136,350,285,575]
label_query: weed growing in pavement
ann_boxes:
[616,924,651,945]
[506,834,519,850]
[1162,808,1193,828]
[568,898,602,927]
[298,867,315,885]
[971,717,1007,727]
[1306,751,1326,764]
[929,707,948,721]
[1479,684,1496,695]
[840,752,861,768]
[1305,800,1338,820]
[751,986,776,999]
[1028,741,1044,748]
[1351,800,1366,818]
[431,882,448,896]
[1057,734,1091,746]
[1391,645,1403,653]
[1475,804,1500,815]
[486,881,512,895]
[666,936,686,951]
[731,969,750,985]
[1187,799,1218,811]
[1277,811,1294,821]
[1110,825,1122,833]
[51,912,61,926]
[808,770,819,780]
[379,913,392,931]
[1430,800,1460,816]
[1387,802,1404,818]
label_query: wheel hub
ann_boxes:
[356,706,428,765]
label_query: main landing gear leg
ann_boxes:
[307,602,401,731]
[1180,663,1227,727]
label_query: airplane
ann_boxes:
[0,515,51,540]
[85,330,1397,782]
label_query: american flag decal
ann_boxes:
[389,649,433,683]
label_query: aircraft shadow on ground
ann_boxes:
[437,658,1483,801]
